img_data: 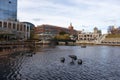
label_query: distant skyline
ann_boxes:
[18,0,120,33]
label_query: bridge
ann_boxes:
[51,40,76,45]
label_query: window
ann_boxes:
[27,26,29,32]
[24,25,26,31]
[4,22,7,28]
[8,23,11,29]
[20,24,22,31]
[0,21,2,27]
[17,24,19,31]
[13,23,16,29]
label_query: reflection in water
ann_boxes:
[0,46,120,80]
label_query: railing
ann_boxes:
[96,34,107,44]
[0,41,37,55]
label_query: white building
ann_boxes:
[77,27,102,44]
[0,20,30,40]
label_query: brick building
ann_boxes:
[34,24,78,40]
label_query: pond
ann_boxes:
[0,45,120,80]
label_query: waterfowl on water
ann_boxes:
[77,59,82,64]
[60,57,65,63]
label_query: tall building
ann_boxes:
[0,0,31,40]
[0,0,17,21]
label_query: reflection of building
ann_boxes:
[0,0,17,21]
[0,20,30,40]
[34,24,78,40]
[77,27,102,43]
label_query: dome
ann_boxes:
[94,27,98,30]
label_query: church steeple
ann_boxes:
[70,22,72,26]
[68,22,73,30]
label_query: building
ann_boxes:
[77,27,102,44]
[0,20,30,40]
[22,22,35,39]
[0,0,32,40]
[22,22,35,30]
[34,24,78,40]
[0,0,17,21]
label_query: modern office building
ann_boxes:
[0,0,32,40]
[0,0,17,21]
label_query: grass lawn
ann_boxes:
[106,34,120,38]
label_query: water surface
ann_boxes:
[0,46,120,80]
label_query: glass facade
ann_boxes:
[0,0,17,21]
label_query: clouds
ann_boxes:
[18,0,120,33]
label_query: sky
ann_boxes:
[18,0,120,33]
